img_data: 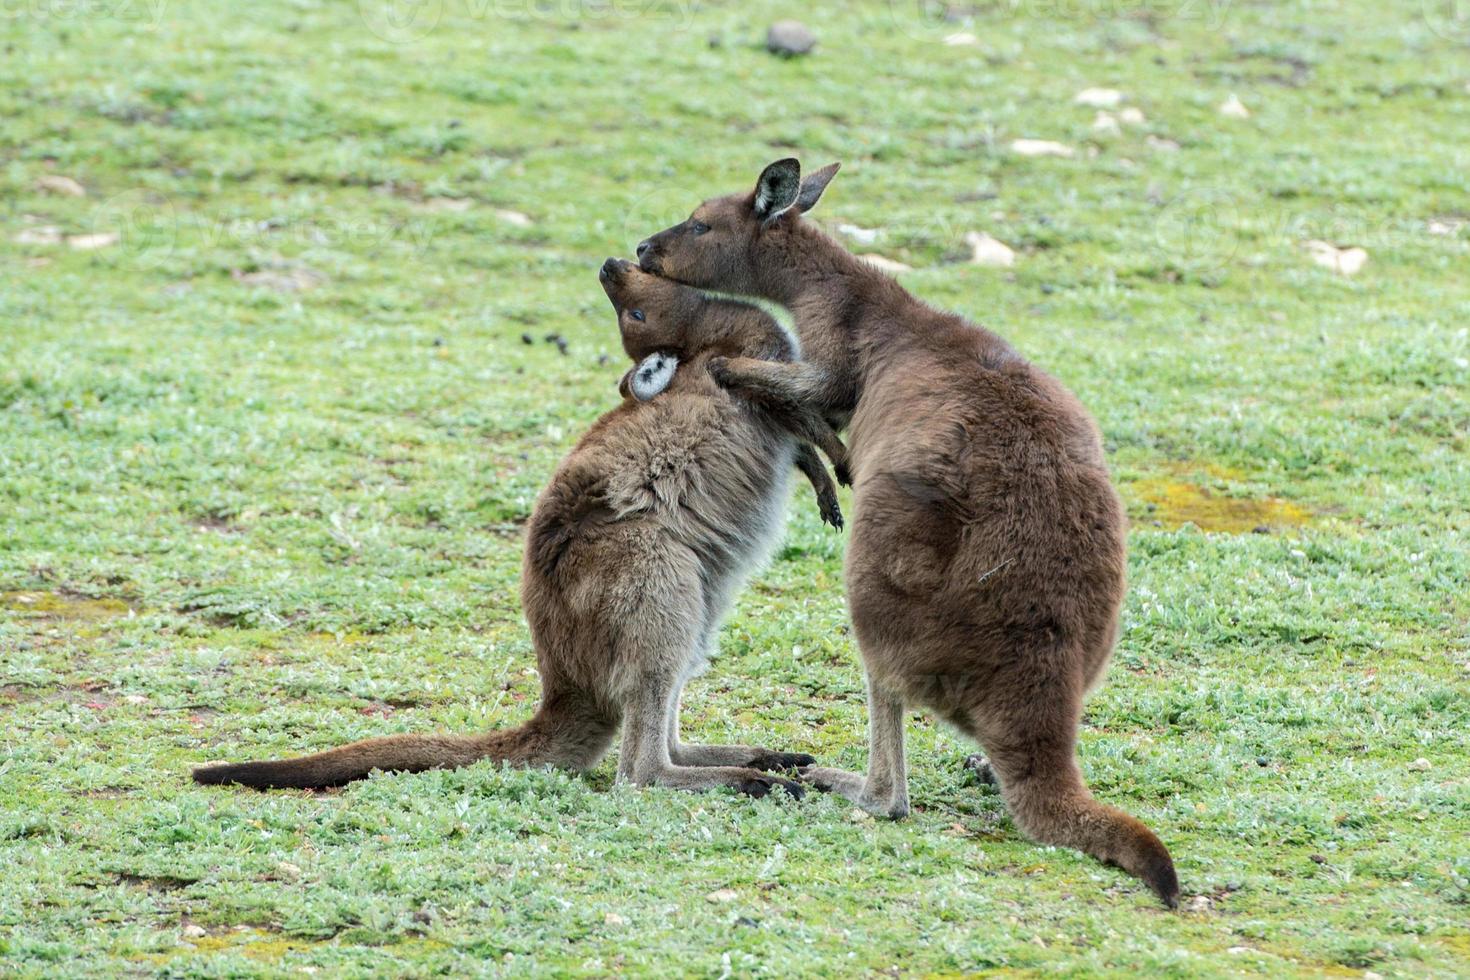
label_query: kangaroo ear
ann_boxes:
[753,158,802,223]
[796,162,840,213]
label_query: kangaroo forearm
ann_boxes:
[712,357,840,415]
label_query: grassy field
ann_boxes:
[3,0,1469,974]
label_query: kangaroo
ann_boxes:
[192,257,848,798]
[633,160,1180,906]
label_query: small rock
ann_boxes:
[276,861,302,879]
[493,209,533,227]
[1183,895,1212,913]
[706,888,739,904]
[1227,946,1252,955]
[1310,853,1327,863]
[837,223,880,245]
[15,226,64,245]
[67,231,120,250]
[1428,218,1462,236]
[1118,106,1146,126]
[520,333,535,345]
[1146,135,1180,153]
[1074,87,1123,108]
[1218,93,1251,119]
[964,232,1016,267]
[857,254,911,274]
[1303,240,1368,276]
[123,694,149,705]
[1407,757,1431,771]
[181,924,207,939]
[604,912,626,925]
[421,197,473,213]
[766,20,816,57]
[943,32,978,46]
[1091,111,1121,136]
[847,807,874,823]
[36,174,86,197]
[1009,138,1075,158]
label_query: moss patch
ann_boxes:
[1,590,133,620]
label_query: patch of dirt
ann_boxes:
[2,590,134,620]
[192,513,243,534]
[114,872,196,891]
[231,265,324,293]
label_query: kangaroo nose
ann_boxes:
[636,240,651,260]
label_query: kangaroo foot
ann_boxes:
[737,773,805,800]
[746,751,817,772]
[798,766,908,819]
[963,753,997,785]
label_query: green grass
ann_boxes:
[3,0,1468,974]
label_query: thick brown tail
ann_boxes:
[962,682,1180,908]
[984,747,1179,907]
[192,695,617,790]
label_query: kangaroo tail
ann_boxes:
[193,693,616,790]
[999,760,1180,908]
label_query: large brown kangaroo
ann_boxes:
[193,258,847,798]
[635,160,1180,906]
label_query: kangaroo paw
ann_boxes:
[817,493,844,530]
[707,355,733,386]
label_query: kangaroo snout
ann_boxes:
[636,238,662,273]
[600,256,631,282]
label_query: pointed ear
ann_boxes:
[796,162,840,213]
[753,158,801,223]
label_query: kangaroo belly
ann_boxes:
[523,392,796,690]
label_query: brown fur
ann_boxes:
[634,160,1180,906]
[192,259,847,798]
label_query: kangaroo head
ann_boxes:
[598,257,709,362]
[635,159,840,292]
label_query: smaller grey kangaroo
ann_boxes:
[192,258,847,798]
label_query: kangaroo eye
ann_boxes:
[630,310,645,322]
[691,221,710,235]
